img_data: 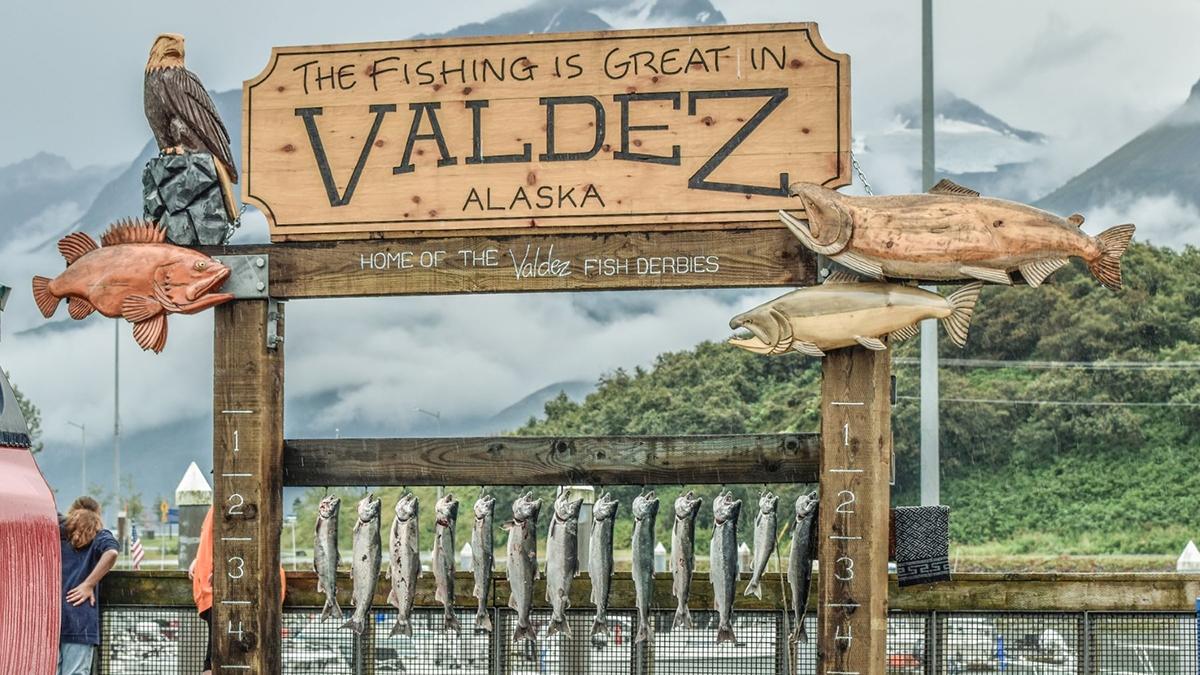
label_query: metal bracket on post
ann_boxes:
[213,254,269,299]
[266,299,284,351]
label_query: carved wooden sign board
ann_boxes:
[242,23,850,241]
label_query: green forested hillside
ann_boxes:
[517,243,1200,555]
[290,243,1199,563]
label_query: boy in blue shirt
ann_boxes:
[58,497,119,675]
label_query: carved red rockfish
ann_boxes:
[31,219,233,353]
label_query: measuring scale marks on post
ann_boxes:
[817,348,891,675]
[217,406,257,671]
[827,398,866,674]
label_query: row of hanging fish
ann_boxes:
[638,489,819,646]
[313,492,465,636]
[729,180,1136,357]
[315,488,821,646]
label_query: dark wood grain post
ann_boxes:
[818,346,891,675]
[212,300,285,673]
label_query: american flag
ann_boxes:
[130,524,145,571]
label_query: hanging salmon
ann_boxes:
[781,181,1135,290]
[728,278,982,356]
[31,219,233,352]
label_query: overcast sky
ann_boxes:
[1,0,1197,170]
[3,0,1199,486]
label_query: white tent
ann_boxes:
[1177,540,1200,572]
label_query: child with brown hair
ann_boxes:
[57,496,118,675]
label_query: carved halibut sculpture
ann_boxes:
[31,219,234,353]
[781,180,1135,290]
[728,277,981,356]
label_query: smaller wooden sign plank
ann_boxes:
[283,434,818,487]
[205,226,814,299]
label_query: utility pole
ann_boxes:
[113,321,121,517]
[416,408,444,500]
[920,0,941,506]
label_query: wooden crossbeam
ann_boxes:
[101,571,1200,613]
[201,227,815,299]
[282,434,819,487]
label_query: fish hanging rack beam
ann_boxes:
[283,434,819,487]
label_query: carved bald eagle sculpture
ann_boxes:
[144,33,238,221]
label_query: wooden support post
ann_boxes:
[212,300,285,673]
[818,345,891,675]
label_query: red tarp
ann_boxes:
[0,370,59,674]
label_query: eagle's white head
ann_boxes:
[147,33,185,72]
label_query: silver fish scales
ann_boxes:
[388,493,420,637]
[471,494,497,633]
[545,489,583,637]
[314,495,342,622]
[342,494,381,635]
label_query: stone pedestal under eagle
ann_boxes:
[143,33,238,222]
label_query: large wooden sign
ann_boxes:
[243,23,850,241]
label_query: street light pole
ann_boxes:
[113,320,121,517]
[920,0,941,507]
[67,421,86,492]
[286,515,297,571]
[415,408,442,436]
[415,408,443,499]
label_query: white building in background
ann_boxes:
[1177,540,1200,572]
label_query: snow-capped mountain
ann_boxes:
[853,92,1051,202]
[1038,78,1200,214]
[0,153,118,249]
[419,0,724,37]
[6,0,1196,509]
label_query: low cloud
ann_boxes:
[1085,193,1200,250]
[4,206,781,447]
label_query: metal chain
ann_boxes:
[850,150,874,196]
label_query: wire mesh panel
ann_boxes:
[98,606,1199,674]
[938,611,1083,674]
[496,608,636,675]
[886,613,928,674]
[646,609,779,674]
[97,605,206,675]
[789,613,928,674]
[282,608,355,674]
[1089,612,1198,674]
[791,613,819,674]
[367,607,490,673]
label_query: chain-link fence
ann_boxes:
[97,606,1198,674]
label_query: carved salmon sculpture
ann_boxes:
[31,219,233,353]
[728,276,982,356]
[781,180,1135,290]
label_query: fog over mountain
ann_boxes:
[1,0,1198,512]
[1035,78,1200,248]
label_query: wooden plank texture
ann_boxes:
[242,23,850,239]
[283,434,818,486]
[212,301,285,674]
[101,571,1200,612]
[203,227,814,299]
[818,346,891,675]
